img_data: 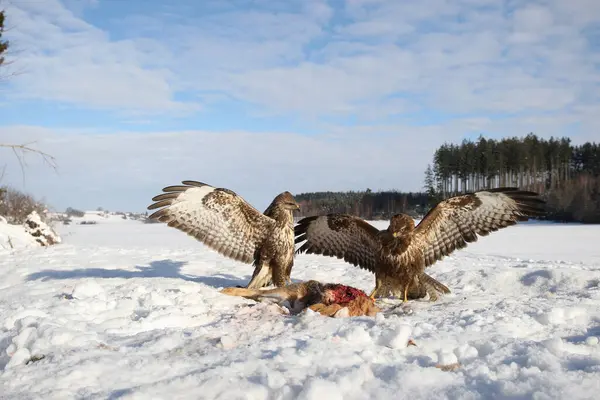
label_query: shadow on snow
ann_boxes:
[25,259,249,289]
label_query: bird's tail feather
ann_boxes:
[419,272,451,295]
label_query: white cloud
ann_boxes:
[0,118,594,212]
[4,0,193,114]
[337,20,414,38]
[3,0,598,123]
[553,0,600,25]
[510,5,555,44]
[0,123,456,211]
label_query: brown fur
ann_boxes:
[308,297,379,317]
[220,280,381,317]
[148,181,299,289]
[295,188,546,301]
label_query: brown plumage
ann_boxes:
[147,180,300,289]
[294,187,546,301]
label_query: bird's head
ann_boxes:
[388,214,415,237]
[277,191,301,211]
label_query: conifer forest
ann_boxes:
[296,134,600,223]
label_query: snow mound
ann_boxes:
[23,211,62,246]
[0,211,61,251]
[1,215,39,251]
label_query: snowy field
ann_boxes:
[1,216,600,399]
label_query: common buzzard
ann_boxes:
[294,187,546,302]
[147,180,300,289]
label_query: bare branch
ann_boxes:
[0,142,58,183]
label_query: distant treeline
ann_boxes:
[425,134,600,223]
[295,189,430,220]
[295,134,600,224]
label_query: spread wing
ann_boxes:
[147,180,275,264]
[294,214,382,272]
[410,187,546,267]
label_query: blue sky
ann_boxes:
[1,0,599,212]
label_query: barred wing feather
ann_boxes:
[294,214,381,273]
[408,188,546,267]
[147,181,275,264]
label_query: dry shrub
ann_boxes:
[0,186,47,224]
[545,174,600,223]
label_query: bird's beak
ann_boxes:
[392,232,398,238]
[294,204,300,210]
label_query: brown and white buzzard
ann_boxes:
[294,188,546,302]
[147,180,300,289]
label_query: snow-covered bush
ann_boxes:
[1,211,61,251]
[23,211,61,246]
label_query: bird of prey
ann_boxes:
[147,180,300,289]
[294,187,546,302]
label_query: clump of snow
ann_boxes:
[70,279,106,300]
[454,343,479,361]
[536,306,589,326]
[298,378,343,400]
[379,324,413,349]
[23,211,61,247]
[336,325,372,344]
[437,349,459,365]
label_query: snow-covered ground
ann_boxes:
[1,217,600,399]
[0,219,40,251]
[1,211,61,251]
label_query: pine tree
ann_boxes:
[0,10,8,68]
[425,133,600,223]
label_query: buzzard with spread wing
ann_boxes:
[294,188,546,302]
[148,180,300,289]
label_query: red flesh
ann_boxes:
[325,284,369,305]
